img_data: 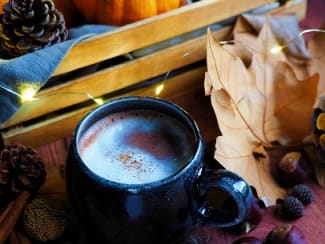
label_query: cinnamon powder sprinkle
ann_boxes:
[118,151,153,177]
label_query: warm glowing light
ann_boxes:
[155,84,164,96]
[17,82,41,103]
[269,29,325,54]
[219,40,235,45]
[94,98,104,105]
[217,29,325,55]
[20,87,39,102]
[0,82,104,105]
[269,45,284,54]
[85,93,104,105]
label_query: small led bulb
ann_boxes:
[269,45,284,54]
[20,87,39,102]
[94,98,104,105]
[155,84,164,96]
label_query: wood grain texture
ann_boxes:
[0,0,306,147]
[3,0,299,129]
[53,0,275,76]
[3,66,209,146]
[1,27,230,129]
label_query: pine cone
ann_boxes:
[0,0,68,58]
[0,144,46,201]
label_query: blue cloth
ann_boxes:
[0,25,115,124]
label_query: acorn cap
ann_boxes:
[265,224,307,244]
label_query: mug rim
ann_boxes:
[71,96,205,192]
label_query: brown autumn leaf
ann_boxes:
[204,15,319,205]
[233,14,311,81]
[308,23,325,99]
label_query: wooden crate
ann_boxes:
[0,0,307,147]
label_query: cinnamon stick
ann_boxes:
[0,201,14,224]
[8,229,20,244]
[9,227,31,244]
[15,227,31,244]
[0,191,30,244]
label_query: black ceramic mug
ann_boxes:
[66,96,253,244]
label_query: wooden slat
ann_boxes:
[53,0,276,76]
[2,67,207,147]
[2,0,305,129]
[1,27,231,129]
[271,0,306,18]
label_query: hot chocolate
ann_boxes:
[78,109,196,184]
[67,97,254,244]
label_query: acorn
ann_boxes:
[265,224,306,244]
[291,184,315,205]
[281,196,304,220]
[232,236,263,244]
[275,151,312,187]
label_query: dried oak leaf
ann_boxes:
[233,14,311,81]
[308,23,325,99]
[204,15,319,205]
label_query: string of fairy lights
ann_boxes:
[269,28,325,54]
[0,28,324,107]
[0,81,105,105]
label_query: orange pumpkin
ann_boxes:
[73,0,187,26]
[53,0,81,28]
[0,0,8,14]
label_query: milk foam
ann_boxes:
[78,110,195,184]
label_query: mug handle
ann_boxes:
[192,167,254,228]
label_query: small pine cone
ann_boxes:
[0,0,68,58]
[0,144,46,201]
[282,196,304,220]
[292,184,315,205]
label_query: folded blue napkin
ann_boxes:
[0,24,115,124]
